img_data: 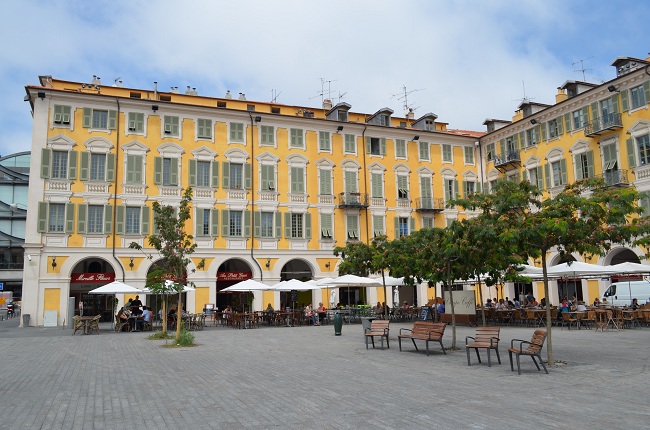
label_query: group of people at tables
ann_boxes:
[116,295,153,332]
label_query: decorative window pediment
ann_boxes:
[157,142,184,157]
[121,140,149,155]
[224,147,249,163]
[627,119,650,138]
[341,159,361,170]
[439,167,456,178]
[315,157,335,168]
[191,145,217,162]
[47,134,76,150]
[393,163,411,174]
[569,139,591,154]
[256,151,280,164]
[545,147,564,163]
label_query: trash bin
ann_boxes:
[22,314,30,327]
[334,312,342,336]
[361,317,375,345]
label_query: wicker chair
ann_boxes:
[87,315,101,334]
[72,316,84,335]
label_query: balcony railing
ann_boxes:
[493,151,521,170]
[415,197,445,212]
[338,192,369,208]
[596,169,629,187]
[584,112,623,137]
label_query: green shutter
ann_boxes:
[195,207,204,236]
[284,212,291,238]
[40,148,51,178]
[254,211,261,237]
[518,132,525,149]
[169,159,178,186]
[211,161,219,188]
[563,113,571,133]
[305,213,311,239]
[153,157,162,185]
[211,209,219,236]
[611,94,619,114]
[222,162,230,188]
[126,155,134,183]
[586,150,595,179]
[77,204,87,234]
[319,169,331,195]
[590,102,599,121]
[371,173,382,198]
[574,155,583,180]
[108,110,117,130]
[188,159,197,187]
[380,138,386,155]
[444,180,450,201]
[557,116,564,135]
[222,210,230,237]
[454,180,459,199]
[116,206,125,234]
[37,202,47,232]
[345,170,357,193]
[106,154,115,182]
[244,163,251,189]
[83,108,92,128]
[581,107,589,127]
[244,210,251,238]
[67,150,77,179]
[365,137,371,153]
[643,82,650,107]
[626,138,636,168]
[291,167,304,193]
[394,217,399,237]
[104,205,113,234]
[141,206,150,234]
[80,152,89,181]
[410,217,416,234]
[65,203,75,233]
[560,158,568,185]
[544,164,551,189]
[499,139,505,156]
[275,212,282,238]
[621,89,629,112]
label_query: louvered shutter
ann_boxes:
[153,157,163,185]
[284,213,291,238]
[275,213,282,238]
[104,205,113,234]
[222,210,230,237]
[560,159,568,185]
[564,113,571,133]
[345,171,357,193]
[116,206,125,234]
[108,110,117,130]
[305,213,311,239]
[211,161,219,188]
[574,155,583,180]
[626,138,636,168]
[621,89,630,112]
[77,204,87,234]
[80,152,89,181]
[409,217,416,234]
[41,148,51,178]
[254,211,261,237]
[244,210,251,238]
[591,102,599,121]
[586,150,595,178]
[169,159,178,186]
[37,202,47,232]
[106,154,115,182]
[211,209,219,236]
[380,138,386,155]
[141,206,150,234]
[371,173,382,198]
[67,150,77,179]
[319,169,331,195]
[244,163,251,189]
[544,164,551,189]
[65,203,75,233]
[195,207,204,236]
[557,116,564,135]
[188,160,197,187]
[222,162,230,188]
[394,217,400,238]
[82,108,92,128]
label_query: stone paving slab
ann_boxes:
[1,317,649,429]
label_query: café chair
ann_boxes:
[508,330,548,375]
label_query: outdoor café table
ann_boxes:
[78,315,95,335]
[593,309,612,331]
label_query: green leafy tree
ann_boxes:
[130,187,204,342]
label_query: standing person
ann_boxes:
[131,295,143,316]
[78,300,84,317]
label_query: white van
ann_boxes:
[602,281,650,307]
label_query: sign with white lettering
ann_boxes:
[70,273,115,283]
[442,290,476,315]
[217,272,252,281]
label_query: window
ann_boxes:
[229,211,243,236]
[397,217,409,237]
[372,215,384,237]
[574,151,594,180]
[260,212,275,238]
[572,108,587,129]
[366,137,386,155]
[548,118,559,138]
[87,205,104,234]
[319,131,331,151]
[420,176,432,206]
[230,163,243,189]
[321,213,333,239]
[395,139,406,158]
[292,213,304,238]
[631,84,648,110]
[78,204,112,234]
[290,166,305,193]
[637,135,650,166]
[290,128,304,148]
[154,157,178,186]
[422,217,434,229]
[486,143,495,161]
[550,159,567,187]
[526,127,539,146]
[344,134,356,153]
[125,207,141,234]
[48,203,66,232]
[197,118,212,139]
[199,208,211,235]
[370,172,383,198]
[196,161,211,187]
[126,154,144,184]
[444,179,457,202]
[319,169,332,195]
[52,151,69,179]
[344,170,358,194]
[338,111,348,122]
[397,175,409,199]
[602,143,618,171]
[464,181,475,196]
[90,153,106,181]
[127,112,144,133]
[222,162,250,190]
[442,144,452,162]
[346,214,359,240]
[230,123,244,142]
[419,141,430,161]
[260,125,274,145]
[163,116,180,136]
[261,164,275,191]
[92,110,108,129]
[53,105,71,125]
[464,146,474,164]
[527,167,541,189]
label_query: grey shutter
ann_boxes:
[518,132,525,149]
[37,202,47,232]
[116,206,125,234]
[590,102,599,121]
[644,82,650,107]
[65,203,75,233]
[141,206,150,234]
[195,207,204,236]
[544,164,551,189]
[380,138,386,155]
[222,162,230,188]
[254,211,261,237]
[153,157,162,185]
[221,210,230,237]
[40,148,51,178]
[626,138,636,168]
[244,163,251,189]
[284,212,291,238]
[557,116,564,135]
[444,180,450,201]
[409,217,416,234]
[77,204,87,234]
[275,212,282,238]
[319,169,331,195]
[169,159,178,186]
[80,152,89,181]
[540,124,546,142]
[345,170,357,193]
[621,89,630,112]
[106,153,115,182]
[499,139,505,157]
[574,155,583,180]
[104,205,113,234]
[394,217,399,237]
[211,161,219,188]
[108,110,117,130]
[188,159,197,187]
[244,210,251,237]
[563,113,571,133]
[211,209,219,236]
[82,108,92,128]
[611,94,619,114]
[365,137,371,153]
[454,180,459,199]
[536,166,543,190]
[581,107,589,127]
[126,155,135,183]
[371,173,382,198]
[462,180,467,196]
[67,150,77,179]
[305,213,311,239]
[586,150,595,178]
[560,159,568,185]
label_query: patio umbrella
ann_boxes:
[547,262,617,305]
[220,279,273,311]
[272,279,320,291]
[89,281,143,329]
[320,275,382,306]
[608,262,650,306]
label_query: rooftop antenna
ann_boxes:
[271,89,282,103]
[335,91,347,104]
[309,78,338,104]
[572,56,594,81]
[391,85,423,114]
[513,80,535,105]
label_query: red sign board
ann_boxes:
[71,273,115,283]
[217,272,251,281]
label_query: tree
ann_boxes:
[130,187,203,341]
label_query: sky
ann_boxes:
[1,0,648,157]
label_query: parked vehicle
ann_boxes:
[602,281,650,306]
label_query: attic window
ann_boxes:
[271,107,281,114]
[217,101,227,108]
[159,95,171,102]
[130,92,141,99]
[338,111,348,122]
[247,105,255,112]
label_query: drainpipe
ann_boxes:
[112,98,126,282]
[476,140,485,192]
[361,124,369,244]
[248,112,263,282]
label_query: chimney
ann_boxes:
[225,90,232,99]
[154,81,158,100]
[323,99,332,110]
[405,108,415,120]
[555,87,568,104]
[185,86,192,95]
[239,93,246,100]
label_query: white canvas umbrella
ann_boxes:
[323,275,382,306]
[382,276,405,286]
[546,262,617,277]
[89,281,143,329]
[220,279,273,311]
[608,262,650,306]
[272,279,320,291]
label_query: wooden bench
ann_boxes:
[465,327,501,367]
[364,320,390,349]
[507,330,548,375]
[398,321,446,355]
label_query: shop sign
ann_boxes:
[217,272,251,281]
[71,273,115,283]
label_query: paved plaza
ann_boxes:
[0,316,649,430]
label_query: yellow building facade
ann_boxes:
[478,55,650,305]
[22,77,480,326]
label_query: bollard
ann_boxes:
[22,314,30,327]
[334,311,342,336]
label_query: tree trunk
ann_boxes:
[541,252,555,365]
[448,282,457,349]
[175,289,183,342]
[161,298,167,335]
[477,274,486,327]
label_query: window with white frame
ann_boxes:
[290,128,304,148]
[230,122,244,143]
[344,134,356,154]
[397,174,409,199]
[574,151,594,180]
[485,143,495,161]
[260,212,275,237]
[77,204,112,234]
[290,166,305,194]
[89,153,106,181]
[38,202,74,233]
[366,137,386,156]
[444,178,458,202]
[418,141,430,161]
[163,116,180,136]
[196,161,211,187]
[442,144,452,162]
[261,164,276,191]
[48,203,66,232]
[196,208,212,236]
[260,125,274,145]
[420,176,432,206]
[319,168,332,195]
[526,127,539,146]
[127,112,145,133]
[285,212,311,239]
[125,206,144,235]
[370,172,383,198]
[601,142,618,171]
[229,163,244,189]
[320,213,333,239]
[637,134,650,166]
[372,214,385,237]
[51,150,69,179]
[125,154,144,184]
[572,108,588,129]
[87,205,104,233]
[197,118,212,139]
[396,217,411,237]
[82,108,116,130]
[463,180,475,196]
[153,157,179,186]
[422,216,434,229]
[630,84,648,110]
[464,146,474,164]
[229,211,243,236]
[550,159,567,187]
[319,131,331,151]
[395,139,406,158]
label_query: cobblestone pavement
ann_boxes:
[1,316,649,429]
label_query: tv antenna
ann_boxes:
[513,80,535,105]
[572,56,594,81]
[392,85,423,114]
[335,91,347,104]
[271,89,282,103]
[309,78,338,104]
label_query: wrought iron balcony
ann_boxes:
[596,169,629,187]
[415,197,445,212]
[493,151,521,171]
[338,192,369,208]
[584,112,623,137]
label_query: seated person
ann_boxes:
[593,297,601,306]
[117,307,130,331]
[265,303,274,313]
[305,303,319,326]
[485,298,493,308]
[401,301,409,309]
[631,298,640,310]
[437,301,445,315]
[576,301,587,312]
[317,302,327,323]
[140,306,152,329]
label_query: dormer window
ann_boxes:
[367,108,394,127]
[325,102,351,123]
